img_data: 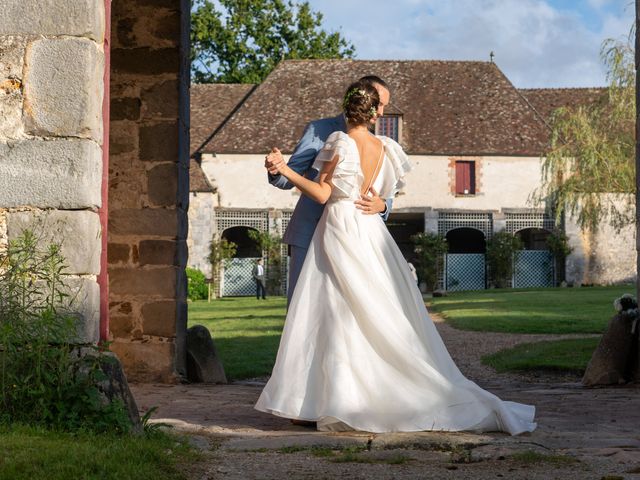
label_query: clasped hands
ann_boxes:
[264,147,386,215]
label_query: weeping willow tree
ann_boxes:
[535,30,635,231]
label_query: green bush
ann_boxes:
[411,232,448,292]
[486,231,523,288]
[186,267,208,301]
[0,231,130,433]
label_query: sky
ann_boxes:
[305,0,633,88]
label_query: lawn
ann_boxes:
[482,337,600,375]
[429,285,632,334]
[188,297,287,380]
[0,426,199,480]
[189,287,628,379]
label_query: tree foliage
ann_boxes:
[486,231,523,289]
[208,235,237,298]
[535,29,635,231]
[411,232,448,292]
[191,0,356,83]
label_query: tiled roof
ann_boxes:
[189,161,214,192]
[190,83,255,155]
[519,87,607,124]
[189,83,254,192]
[202,59,551,156]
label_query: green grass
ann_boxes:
[509,450,578,465]
[0,425,200,480]
[188,297,287,380]
[429,285,632,334]
[482,337,600,374]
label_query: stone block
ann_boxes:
[64,277,101,344]
[0,37,26,139]
[23,38,104,140]
[141,80,179,119]
[141,300,176,337]
[139,239,176,266]
[139,122,179,162]
[110,340,177,383]
[0,0,105,41]
[109,314,134,339]
[148,163,178,206]
[7,210,101,275]
[111,47,180,75]
[111,97,141,121]
[186,325,227,383]
[0,139,102,209]
[109,266,176,297]
[109,208,177,236]
[108,242,130,264]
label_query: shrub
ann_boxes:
[186,267,208,301]
[486,231,523,288]
[0,230,130,433]
[248,231,284,295]
[411,232,448,292]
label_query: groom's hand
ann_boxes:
[265,147,285,175]
[355,187,386,215]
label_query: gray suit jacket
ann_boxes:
[269,114,393,249]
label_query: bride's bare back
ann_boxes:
[348,132,384,196]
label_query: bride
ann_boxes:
[254,80,536,435]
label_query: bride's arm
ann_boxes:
[272,148,337,204]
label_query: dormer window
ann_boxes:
[375,115,402,142]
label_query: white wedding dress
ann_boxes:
[255,132,536,435]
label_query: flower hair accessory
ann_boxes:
[342,88,370,110]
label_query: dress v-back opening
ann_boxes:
[346,134,385,197]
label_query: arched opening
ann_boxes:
[444,228,486,291]
[445,227,486,254]
[222,226,261,258]
[516,228,551,250]
[220,227,263,297]
[513,228,554,288]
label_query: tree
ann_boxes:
[535,29,635,231]
[411,233,448,292]
[191,0,356,84]
[248,230,284,295]
[208,235,237,299]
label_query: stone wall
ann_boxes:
[108,0,190,382]
[0,1,105,343]
[187,192,217,278]
[566,198,637,286]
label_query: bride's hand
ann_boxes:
[265,147,286,175]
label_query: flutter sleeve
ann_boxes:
[312,131,361,199]
[377,136,412,198]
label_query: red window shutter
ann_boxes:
[455,161,475,195]
[455,162,465,194]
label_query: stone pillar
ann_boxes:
[108,0,190,382]
[493,211,507,234]
[0,0,106,343]
[424,208,438,234]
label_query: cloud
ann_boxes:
[308,0,631,87]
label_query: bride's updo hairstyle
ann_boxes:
[342,80,380,126]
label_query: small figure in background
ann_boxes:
[252,258,267,300]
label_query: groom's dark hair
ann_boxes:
[359,75,388,90]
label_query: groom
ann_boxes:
[265,75,393,304]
